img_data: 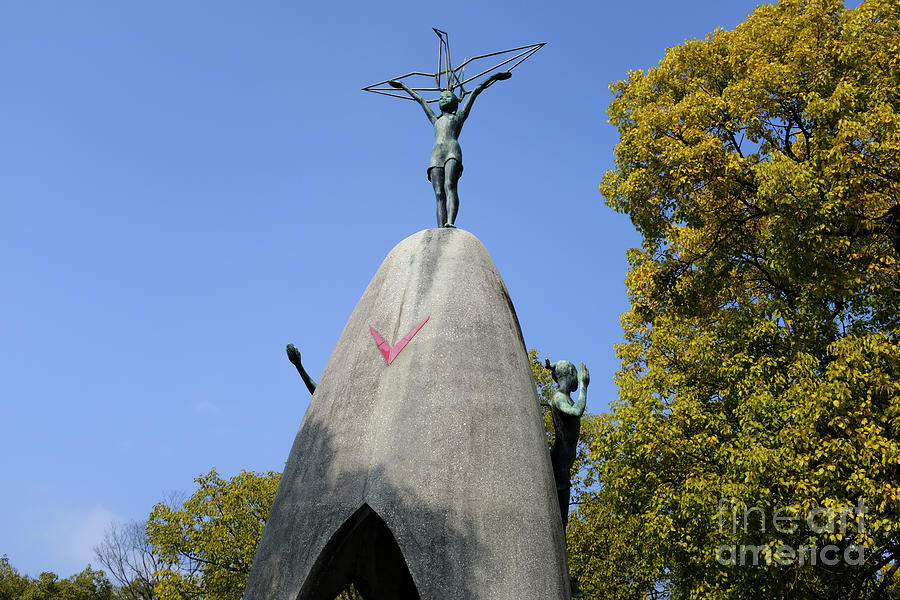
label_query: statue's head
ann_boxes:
[548,360,578,394]
[439,90,459,112]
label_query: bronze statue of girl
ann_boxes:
[389,71,511,228]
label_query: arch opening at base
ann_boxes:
[296,504,420,600]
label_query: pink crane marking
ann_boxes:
[369,316,430,365]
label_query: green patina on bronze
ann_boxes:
[364,30,544,229]
[388,73,511,228]
[546,358,589,599]
[286,344,317,395]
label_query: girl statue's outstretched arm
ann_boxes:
[389,80,438,124]
[457,71,511,125]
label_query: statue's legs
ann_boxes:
[430,168,447,228]
[444,159,462,227]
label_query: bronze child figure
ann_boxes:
[546,358,589,598]
[388,71,511,228]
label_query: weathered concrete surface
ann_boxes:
[244,228,569,600]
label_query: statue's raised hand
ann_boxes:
[286,344,302,367]
[577,362,590,388]
[286,343,317,394]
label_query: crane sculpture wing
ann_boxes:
[362,28,545,104]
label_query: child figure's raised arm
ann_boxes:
[457,71,512,126]
[389,80,438,124]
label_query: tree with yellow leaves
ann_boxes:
[573,0,900,597]
[146,470,280,600]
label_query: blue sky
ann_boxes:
[2,0,765,577]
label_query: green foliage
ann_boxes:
[135,470,360,600]
[334,585,363,600]
[0,557,28,600]
[578,0,900,597]
[0,557,117,600]
[146,470,280,600]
